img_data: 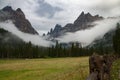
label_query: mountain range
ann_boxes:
[0,6,117,49]
[46,12,103,38]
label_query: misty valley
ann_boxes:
[0,1,120,80]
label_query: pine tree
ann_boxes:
[113,23,120,54]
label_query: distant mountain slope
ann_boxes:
[47,12,103,38]
[89,29,115,48]
[0,28,23,46]
[0,6,38,34]
[87,29,116,53]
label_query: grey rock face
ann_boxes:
[0,6,38,35]
[47,12,103,38]
[49,24,62,37]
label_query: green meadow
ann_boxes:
[0,57,89,80]
[111,59,120,80]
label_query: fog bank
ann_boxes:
[0,21,52,47]
[57,18,120,46]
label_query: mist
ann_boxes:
[0,20,52,47]
[0,18,120,47]
[57,18,120,46]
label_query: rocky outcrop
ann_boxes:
[73,12,103,30]
[47,12,103,38]
[47,24,62,37]
[0,6,38,34]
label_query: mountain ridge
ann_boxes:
[0,6,38,35]
[46,12,103,38]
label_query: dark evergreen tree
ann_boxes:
[113,23,120,54]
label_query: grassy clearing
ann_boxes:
[111,59,120,80]
[0,57,89,80]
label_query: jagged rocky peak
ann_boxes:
[80,12,92,17]
[54,24,62,31]
[50,28,53,33]
[16,8,22,12]
[47,24,62,35]
[43,33,46,36]
[79,11,85,17]
[47,11,103,38]
[2,6,13,12]
[81,11,84,15]
[47,32,50,35]
[16,8,24,14]
[86,12,91,16]
[74,11,103,25]
[16,8,25,18]
[0,6,38,35]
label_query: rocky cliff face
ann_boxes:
[47,12,103,38]
[0,6,38,34]
[47,24,62,37]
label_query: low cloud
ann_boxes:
[57,18,120,46]
[0,21,52,47]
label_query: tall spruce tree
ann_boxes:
[113,23,120,54]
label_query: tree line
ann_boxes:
[0,41,94,58]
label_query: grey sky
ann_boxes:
[0,0,120,35]
[36,0,63,18]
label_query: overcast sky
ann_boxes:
[0,0,120,35]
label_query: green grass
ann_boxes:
[0,57,89,80]
[111,59,120,80]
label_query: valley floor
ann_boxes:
[0,57,89,80]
